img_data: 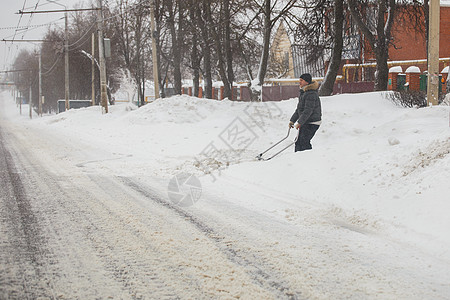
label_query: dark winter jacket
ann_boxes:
[290,81,322,126]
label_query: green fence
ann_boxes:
[419,74,443,93]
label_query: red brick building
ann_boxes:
[389,3,450,69]
[342,2,450,84]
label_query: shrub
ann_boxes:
[386,90,427,108]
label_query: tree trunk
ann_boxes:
[189,0,200,97]
[248,0,272,101]
[374,48,389,91]
[200,1,212,99]
[224,0,234,99]
[154,0,164,98]
[206,2,231,99]
[167,0,183,95]
[256,0,272,87]
[424,0,429,59]
[319,0,344,96]
[348,0,396,91]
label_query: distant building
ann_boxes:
[269,22,325,79]
[270,3,450,83]
[268,22,296,78]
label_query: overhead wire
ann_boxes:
[12,0,27,41]
[41,52,62,76]
[68,22,97,51]
[5,0,27,67]
[3,1,65,68]
[66,1,147,52]
[2,17,65,40]
[22,0,40,39]
[0,21,63,31]
[5,0,147,69]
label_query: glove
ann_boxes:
[295,123,301,130]
[289,121,294,128]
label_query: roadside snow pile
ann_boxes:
[127,95,227,124]
[8,91,450,260]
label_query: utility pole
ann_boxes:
[97,0,108,113]
[18,3,70,111]
[39,51,43,116]
[29,81,32,119]
[64,10,70,111]
[92,32,95,106]
[18,5,101,111]
[1,69,33,117]
[150,0,160,99]
[427,0,440,106]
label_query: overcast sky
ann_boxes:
[0,0,91,71]
[2,0,450,73]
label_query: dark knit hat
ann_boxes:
[300,73,312,84]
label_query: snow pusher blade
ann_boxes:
[256,127,298,161]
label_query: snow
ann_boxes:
[2,89,450,297]
[405,66,421,73]
[389,66,403,73]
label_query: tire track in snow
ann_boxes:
[0,126,57,299]
[0,122,179,299]
[1,110,275,299]
[119,176,301,300]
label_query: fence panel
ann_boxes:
[333,82,375,94]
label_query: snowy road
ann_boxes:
[1,96,450,299]
[0,113,277,298]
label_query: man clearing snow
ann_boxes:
[289,73,322,152]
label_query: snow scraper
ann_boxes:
[256,127,299,161]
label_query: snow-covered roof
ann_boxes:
[405,66,421,73]
[389,66,403,73]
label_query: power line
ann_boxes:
[0,21,62,31]
[23,0,40,38]
[18,8,102,14]
[68,22,97,50]
[6,0,28,65]
[2,39,57,42]
[42,53,62,76]
[2,17,64,40]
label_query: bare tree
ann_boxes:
[164,0,185,95]
[319,0,345,96]
[246,0,297,101]
[12,49,39,110]
[110,0,151,105]
[187,0,201,97]
[199,0,213,99]
[206,1,233,99]
[348,0,396,91]
[224,0,235,97]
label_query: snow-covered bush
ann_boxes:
[386,90,427,108]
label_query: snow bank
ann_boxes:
[3,90,450,264]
